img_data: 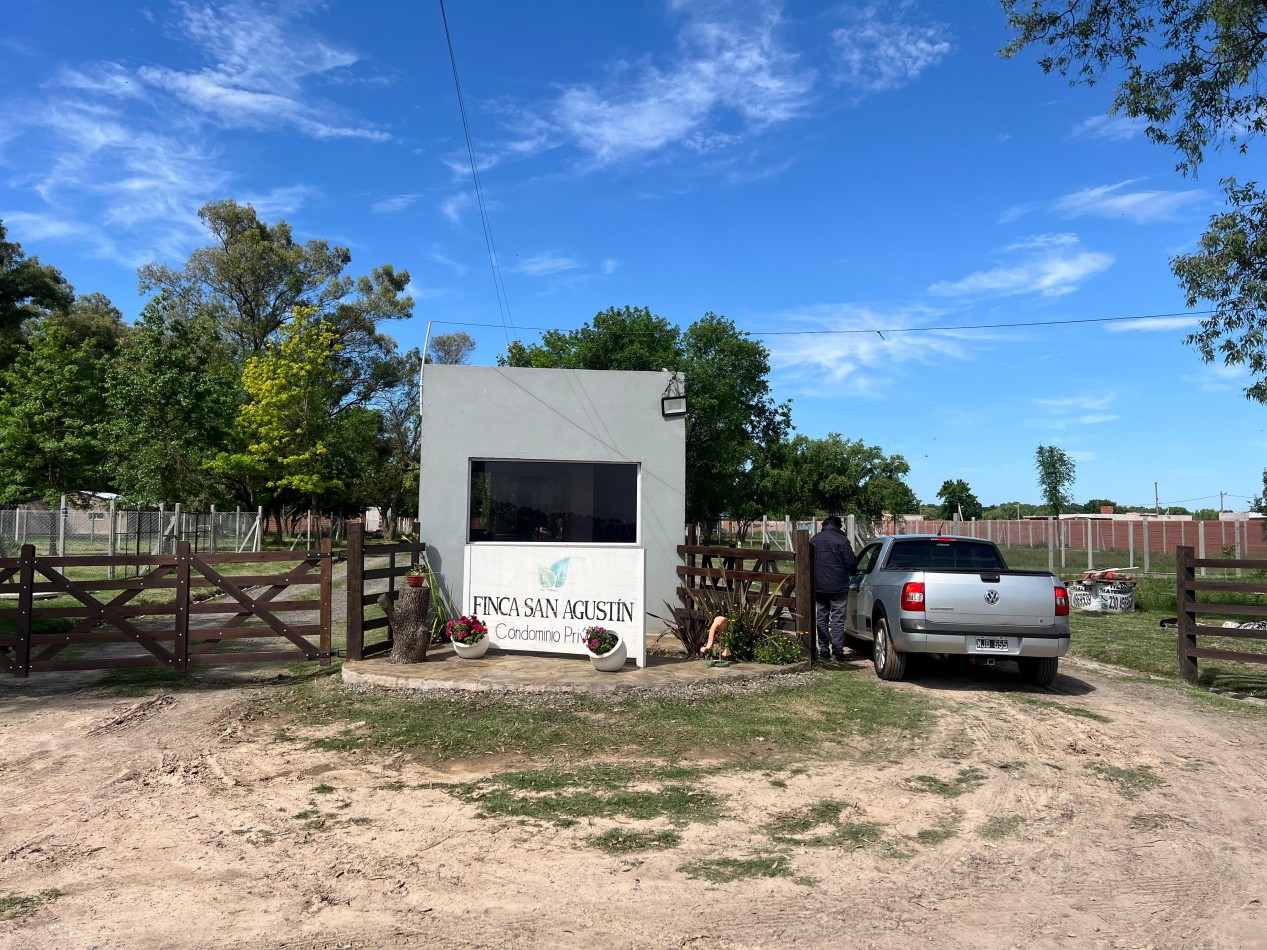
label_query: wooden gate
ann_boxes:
[1175,545,1267,684]
[0,540,332,678]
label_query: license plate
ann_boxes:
[974,637,1011,652]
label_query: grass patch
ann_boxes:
[908,767,985,798]
[763,798,883,849]
[0,889,62,922]
[589,829,681,854]
[1087,763,1164,799]
[431,765,720,828]
[914,819,960,845]
[678,853,794,883]
[312,783,335,794]
[277,667,934,763]
[1010,695,1111,723]
[96,666,189,696]
[979,814,1025,840]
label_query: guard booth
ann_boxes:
[418,366,687,668]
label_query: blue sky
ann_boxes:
[3,0,1263,512]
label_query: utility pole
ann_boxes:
[1219,490,1225,515]
[1154,481,1160,516]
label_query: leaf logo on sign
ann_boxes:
[538,558,570,590]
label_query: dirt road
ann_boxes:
[2,659,1266,949]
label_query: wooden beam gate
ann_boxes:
[344,522,424,662]
[0,541,333,677]
[1175,545,1267,684]
[677,526,813,657]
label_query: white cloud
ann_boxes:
[768,303,976,396]
[830,7,951,94]
[601,258,619,275]
[508,5,814,165]
[373,193,423,214]
[1076,114,1146,141]
[929,234,1112,299]
[514,253,579,277]
[1054,180,1205,223]
[4,1,386,267]
[1079,414,1119,425]
[1106,316,1204,333]
[0,210,86,241]
[1035,394,1115,411]
[440,192,472,225]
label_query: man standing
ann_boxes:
[810,515,857,662]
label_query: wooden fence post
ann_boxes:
[794,529,813,661]
[1176,545,1198,684]
[15,544,35,678]
[174,540,190,671]
[319,537,333,667]
[346,521,364,662]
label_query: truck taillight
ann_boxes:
[1055,585,1069,616]
[901,582,925,612]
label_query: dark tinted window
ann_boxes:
[469,460,638,543]
[884,539,1006,571]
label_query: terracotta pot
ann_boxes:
[406,574,423,588]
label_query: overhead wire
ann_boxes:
[438,0,514,347]
[419,308,1220,339]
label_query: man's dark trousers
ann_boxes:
[816,592,848,659]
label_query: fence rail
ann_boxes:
[676,526,813,657]
[344,522,424,662]
[0,541,332,678]
[1175,545,1267,684]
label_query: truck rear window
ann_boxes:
[884,539,1006,572]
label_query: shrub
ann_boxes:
[753,634,803,665]
[446,615,487,645]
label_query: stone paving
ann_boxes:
[342,646,810,695]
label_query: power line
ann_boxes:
[421,308,1218,339]
[438,0,514,347]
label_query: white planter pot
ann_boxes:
[588,638,627,672]
[452,637,489,659]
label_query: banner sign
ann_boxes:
[463,544,646,667]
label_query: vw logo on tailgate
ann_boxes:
[984,590,1000,605]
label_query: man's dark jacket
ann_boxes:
[810,525,857,595]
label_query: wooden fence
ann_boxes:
[1175,546,1267,684]
[344,522,424,661]
[677,526,813,655]
[0,541,333,678]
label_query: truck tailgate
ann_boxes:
[923,573,1056,629]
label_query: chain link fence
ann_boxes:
[0,503,264,559]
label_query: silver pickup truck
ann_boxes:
[844,535,1070,686]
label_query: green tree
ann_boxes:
[1002,2,1267,402]
[679,313,791,526]
[211,308,345,535]
[764,434,917,524]
[1034,445,1077,516]
[935,479,983,520]
[364,349,422,539]
[1083,497,1117,513]
[138,199,412,361]
[0,322,111,503]
[427,331,476,365]
[105,297,241,506]
[0,219,74,367]
[502,305,681,371]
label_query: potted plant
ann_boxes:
[583,625,626,672]
[447,615,489,659]
[406,565,426,588]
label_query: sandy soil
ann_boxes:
[2,658,1266,950]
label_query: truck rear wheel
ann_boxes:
[872,615,907,681]
[1018,656,1059,687]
